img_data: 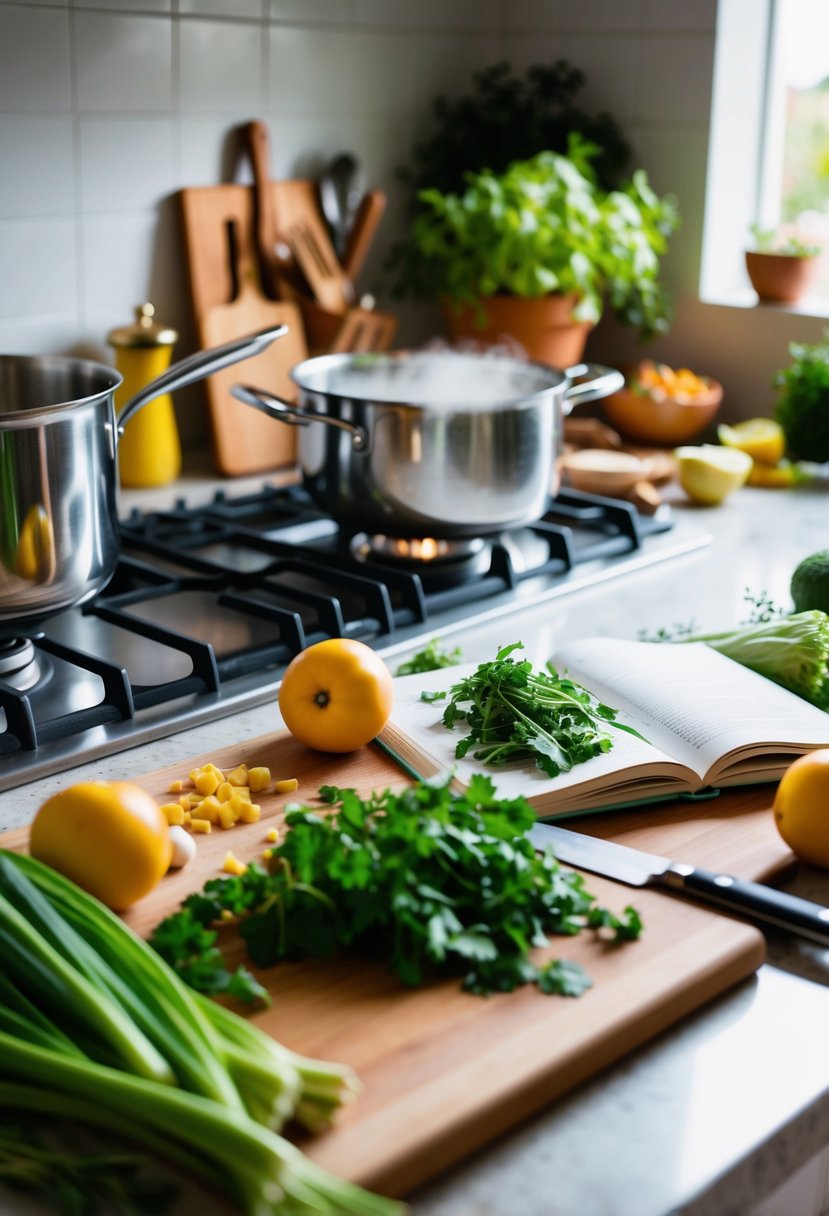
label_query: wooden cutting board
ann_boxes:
[4,732,793,1199]
[197,221,306,476]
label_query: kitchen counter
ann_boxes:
[3,468,829,1216]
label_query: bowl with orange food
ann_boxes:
[600,360,723,447]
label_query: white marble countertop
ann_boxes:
[3,465,829,1216]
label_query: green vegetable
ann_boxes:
[791,550,829,615]
[422,642,644,776]
[677,611,829,709]
[773,335,829,462]
[0,851,397,1216]
[151,775,642,1000]
[396,135,679,341]
[0,1113,177,1216]
[395,637,463,676]
[748,223,821,257]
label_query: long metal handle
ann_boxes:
[117,325,288,434]
[561,363,625,413]
[231,384,368,451]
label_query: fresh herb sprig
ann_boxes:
[421,642,643,776]
[150,776,642,1000]
[395,637,463,676]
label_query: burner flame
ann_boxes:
[392,536,444,561]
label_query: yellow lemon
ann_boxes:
[773,750,829,868]
[717,418,785,466]
[674,444,752,505]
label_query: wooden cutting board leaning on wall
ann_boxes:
[179,185,307,476]
[3,728,795,1198]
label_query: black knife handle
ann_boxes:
[657,864,829,945]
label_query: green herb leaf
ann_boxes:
[395,638,463,676]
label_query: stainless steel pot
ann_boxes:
[0,326,285,627]
[232,348,623,538]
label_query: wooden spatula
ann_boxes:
[199,220,308,476]
[243,120,301,300]
[330,304,397,352]
[286,217,354,315]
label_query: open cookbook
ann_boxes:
[380,637,829,817]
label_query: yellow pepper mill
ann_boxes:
[107,303,181,488]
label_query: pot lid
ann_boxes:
[107,303,178,349]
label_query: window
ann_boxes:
[701,0,829,308]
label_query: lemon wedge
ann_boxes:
[717,418,785,466]
[674,444,753,505]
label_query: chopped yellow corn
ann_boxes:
[216,781,234,803]
[167,778,186,794]
[222,851,248,876]
[265,827,279,844]
[183,810,191,825]
[226,793,250,818]
[179,794,192,810]
[247,767,271,793]
[226,764,248,786]
[190,818,212,834]
[274,778,299,795]
[237,802,261,824]
[261,848,274,860]
[198,795,221,824]
[192,770,220,796]
[218,803,238,830]
[161,802,186,826]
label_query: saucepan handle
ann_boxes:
[231,384,368,452]
[116,325,289,435]
[561,363,624,414]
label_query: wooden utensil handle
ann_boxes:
[342,189,386,282]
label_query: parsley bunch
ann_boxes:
[423,642,641,777]
[150,776,642,1001]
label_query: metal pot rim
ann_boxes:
[0,354,123,422]
[289,348,570,412]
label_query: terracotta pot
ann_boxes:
[442,293,593,368]
[745,250,819,304]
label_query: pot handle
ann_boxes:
[561,363,624,414]
[116,325,288,436]
[231,384,369,452]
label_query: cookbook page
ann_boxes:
[385,661,697,811]
[555,637,829,782]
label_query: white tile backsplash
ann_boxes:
[178,18,264,112]
[74,12,172,111]
[0,116,75,218]
[0,5,71,112]
[267,25,354,114]
[0,0,721,456]
[79,116,177,212]
[0,218,77,320]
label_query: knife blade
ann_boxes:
[529,821,829,946]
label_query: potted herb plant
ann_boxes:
[745,225,822,304]
[773,334,829,461]
[395,135,679,366]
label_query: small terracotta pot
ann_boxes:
[745,250,819,304]
[442,293,593,368]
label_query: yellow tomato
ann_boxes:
[772,750,829,868]
[30,781,173,910]
[278,638,394,753]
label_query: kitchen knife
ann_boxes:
[528,821,829,946]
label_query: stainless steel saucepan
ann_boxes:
[232,348,623,538]
[0,325,286,629]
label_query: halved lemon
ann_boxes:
[674,444,753,505]
[717,418,785,466]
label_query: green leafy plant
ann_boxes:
[422,641,646,775]
[749,223,821,258]
[395,136,679,340]
[396,59,632,205]
[395,637,463,676]
[773,334,829,461]
[150,776,642,1000]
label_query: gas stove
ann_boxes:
[0,483,709,792]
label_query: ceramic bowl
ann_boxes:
[600,379,723,447]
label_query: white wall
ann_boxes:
[0,0,823,459]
